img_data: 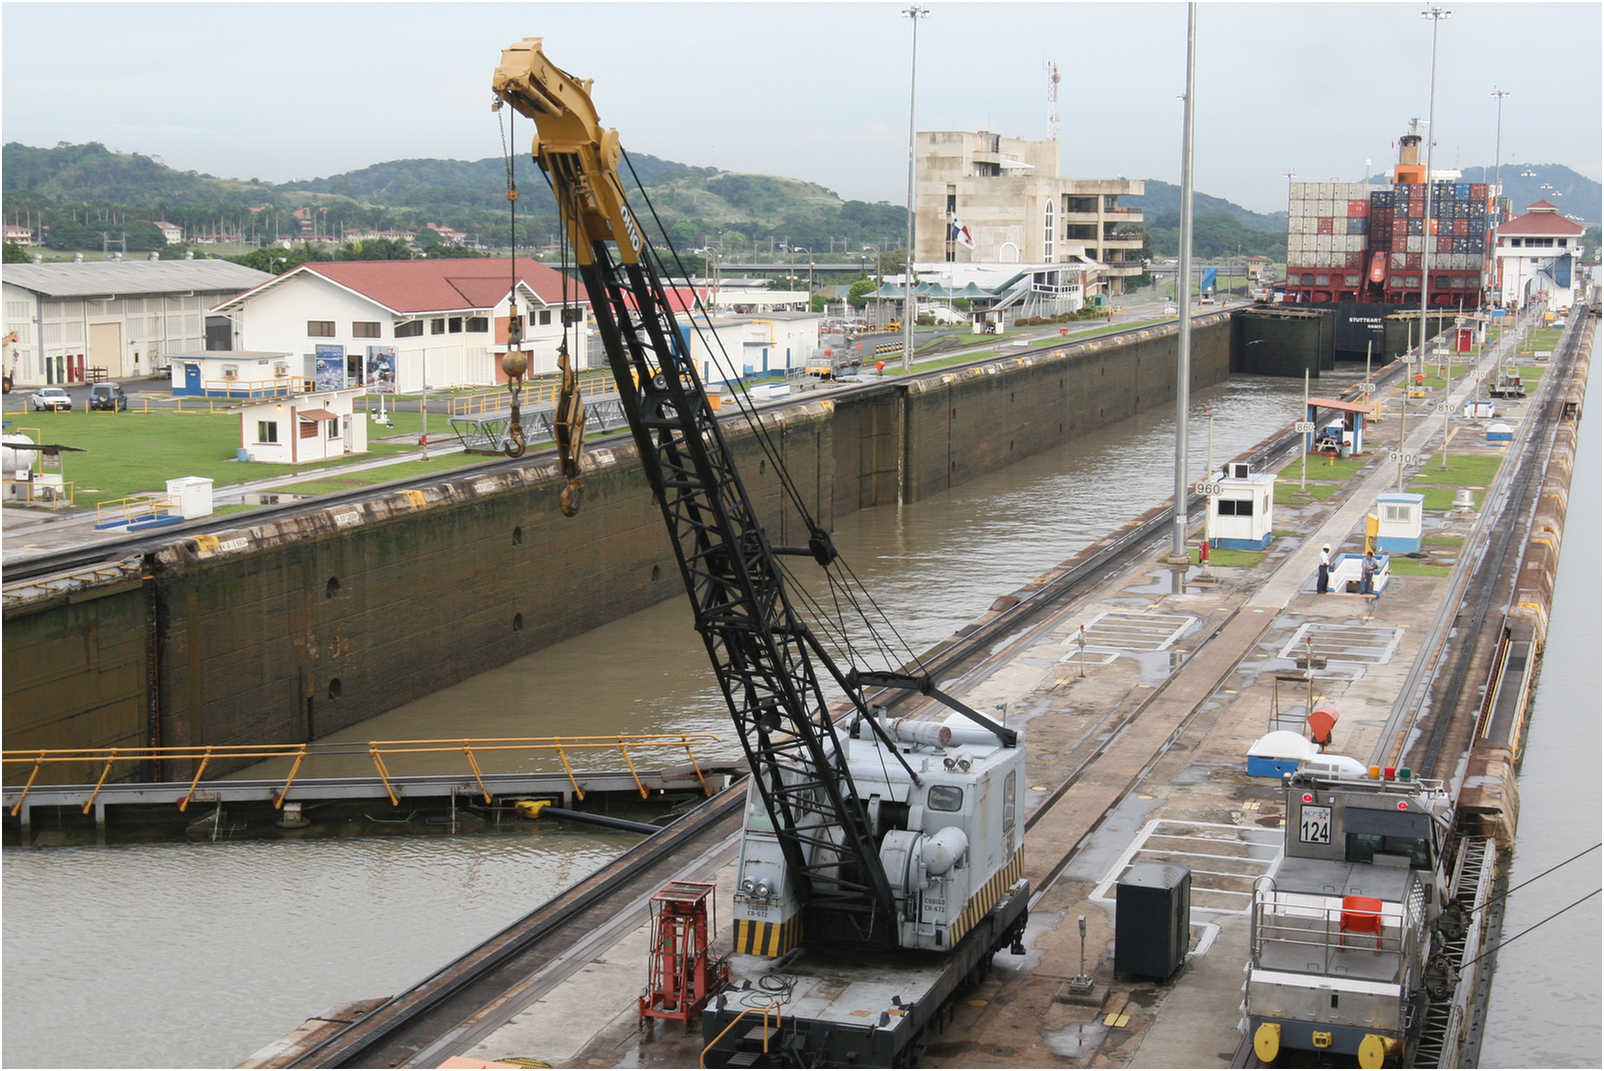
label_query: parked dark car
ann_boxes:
[88,382,128,411]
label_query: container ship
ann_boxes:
[1281,123,1499,358]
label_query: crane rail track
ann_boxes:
[284,782,747,1068]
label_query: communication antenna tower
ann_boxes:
[1046,60,1060,141]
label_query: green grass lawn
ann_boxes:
[349,404,454,440]
[1275,482,1342,504]
[1204,547,1267,567]
[1278,455,1369,482]
[1408,453,1502,487]
[1387,557,1453,577]
[1409,483,1483,511]
[276,451,508,494]
[12,409,419,507]
[1422,533,1465,547]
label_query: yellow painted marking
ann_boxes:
[403,489,426,507]
[966,998,989,1007]
[191,534,220,553]
[850,1009,872,1018]
[1104,1012,1130,1028]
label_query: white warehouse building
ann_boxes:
[210,258,589,392]
[1,257,271,387]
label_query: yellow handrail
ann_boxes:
[701,1000,783,1067]
[4,734,724,814]
[94,492,178,526]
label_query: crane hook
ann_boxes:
[502,347,528,458]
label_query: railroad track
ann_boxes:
[285,782,747,1068]
[1379,312,1584,781]
[2,315,1228,584]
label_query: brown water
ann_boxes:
[19,365,1505,1070]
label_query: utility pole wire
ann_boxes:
[1471,842,1600,916]
[1460,889,1600,971]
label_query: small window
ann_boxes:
[256,420,278,443]
[430,318,446,335]
[466,316,489,332]
[927,785,963,812]
[538,309,553,326]
[327,418,339,439]
[1219,498,1253,517]
[307,320,335,338]
[562,307,583,325]
[1384,504,1410,522]
[448,317,463,333]
[1004,771,1017,842]
[352,321,381,338]
[395,320,423,338]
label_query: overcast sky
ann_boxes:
[3,2,1600,214]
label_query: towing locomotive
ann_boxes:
[1244,765,1456,1068]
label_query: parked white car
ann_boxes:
[30,387,72,411]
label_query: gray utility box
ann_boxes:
[1114,863,1191,981]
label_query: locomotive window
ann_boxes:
[1003,772,1016,838]
[1346,832,1430,869]
[928,785,964,812]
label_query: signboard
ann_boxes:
[365,345,397,392]
[1293,421,1316,434]
[1299,804,1332,845]
[1390,449,1427,466]
[1194,481,1223,496]
[314,345,346,391]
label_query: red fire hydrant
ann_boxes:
[1199,539,1210,565]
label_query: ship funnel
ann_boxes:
[1398,133,1422,167]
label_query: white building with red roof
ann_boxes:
[209,257,589,391]
[1494,199,1586,310]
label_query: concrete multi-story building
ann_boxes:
[2,256,271,386]
[914,130,1145,293]
[1493,199,1586,310]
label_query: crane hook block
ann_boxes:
[561,478,584,517]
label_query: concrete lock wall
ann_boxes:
[5,321,1233,772]
[2,573,151,784]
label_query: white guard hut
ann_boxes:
[238,387,369,464]
[1208,462,1276,550]
[1373,492,1425,554]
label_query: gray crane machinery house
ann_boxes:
[1,258,271,387]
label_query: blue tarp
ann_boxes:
[1199,267,1218,295]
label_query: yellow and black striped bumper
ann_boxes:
[734,914,803,957]
[950,848,1025,946]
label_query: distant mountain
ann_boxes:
[1127,180,1288,259]
[3,141,909,257]
[1128,180,1286,232]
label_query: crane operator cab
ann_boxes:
[731,713,1025,957]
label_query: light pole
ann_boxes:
[1490,87,1510,309]
[1171,2,1198,562]
[863,243,883,327]
[1420,5,1451,470]
[901,5,929,372]
[793,246,813,310]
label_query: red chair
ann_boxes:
[1340,895,1384,950]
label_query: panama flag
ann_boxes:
[951,215,976,250]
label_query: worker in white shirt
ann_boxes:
[1317,544,1332,594]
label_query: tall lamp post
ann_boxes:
[1490,87,1510,309]
[793,246,813,311]
[1170,2,1198,562]
[1420,5,1451,470]
[901,5,929,372]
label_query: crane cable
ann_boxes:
[621,151,931,678]
[497,103,527,458]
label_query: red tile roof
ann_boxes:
[1498,201,1585,237]
[301,258,583,313]
[620,286,711,314]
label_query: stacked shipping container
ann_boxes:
[1285,181,1371,301]
[1285,179,1493,307]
